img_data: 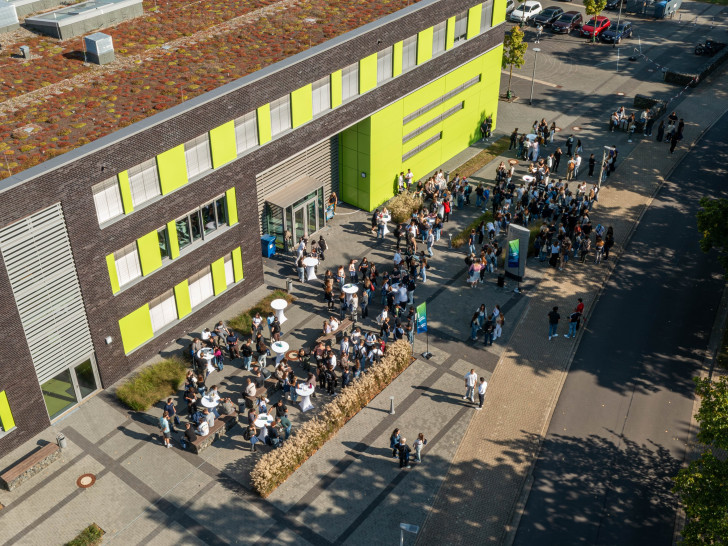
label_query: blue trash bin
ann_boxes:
[261,235,276,258]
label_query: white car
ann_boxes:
[505,0,516,15]
[509,1,543,23]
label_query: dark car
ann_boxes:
[601,21,632,43]
[551,11,583,33]
[532,6,564,26]
[605,0,626,9]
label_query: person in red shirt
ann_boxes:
[575,298,584,315]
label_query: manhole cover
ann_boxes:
[616,92,625,96]
[77,473,96,488]
[554,127,562,132]
[572,126,581,131]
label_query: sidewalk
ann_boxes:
[415,44,728,546]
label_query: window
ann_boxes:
[341,62,359,102]
[312,76,331,116]
[175,195,226,252]
[128,158,161,208]
[270,95,291,136]
[377,47,393,84]
[224,254,235,286]
[454,11,469,43]
[432,21,447,57]
[188,267,214,308]
[158,228,170,261]
[403,132,442,161]
[234,111,258,154]
[114,242,141,287]
[402,102,464,144]
[92,176,124,224]
[149,289,177,333]
[481,1,493,33]
[402,35,418,72]
[184,134,212,178]
[403,75,480,124]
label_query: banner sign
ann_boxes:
[416,302,427,334]
[504,224,530,282]
[507,239,520,268]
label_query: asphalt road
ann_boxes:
[513,111,728,545]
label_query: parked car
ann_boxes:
[581,16,611,37]
[601,21,632,42]
[505,0,516,15]
[532,6,564,26]
[551,11,583,33]
[509,1,544,23]
[605,0,626,9]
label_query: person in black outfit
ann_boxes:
[396,438,412,469]
[553,148,562,173]
[182,422,197,450]
[266,423,281,448]
[588,154,596,177]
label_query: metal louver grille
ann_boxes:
[0,204,94,384]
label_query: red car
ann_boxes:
[581,16,611,37]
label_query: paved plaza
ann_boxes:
[0,4,727,544]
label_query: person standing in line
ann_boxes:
[553,147,562,172]
[565,307,581,339]
[476,377,488,410]
[604,226,615,260]
[566,134,574,156]
[164,397,180,432]
[588,153,596,177]
[510,128,519,150]
[413,433,428,462]
[493,306,504,341]
[397,437,412,469]
[464,369,477,402]
[158,411,172,448]
[390,428,401,457]
[548,306,560,340]
[669,132,679,155]
[656,120,665,142]
[574,154,582,179]
[470,312,480,342]
[483,316,495,347]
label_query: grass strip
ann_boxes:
[227,289,295,334]
[65,524,104,546]
[116,358,187,411]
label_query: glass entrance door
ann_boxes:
[41,356,101,421]
[292,197,319,240]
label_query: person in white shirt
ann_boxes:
[464,369,477,403]
[398,172,405,193]
[405,169,414,190]
[350,294,359,321]
[476,377,488,410]
[330,317,339,331]
[393,249,403,267]
[197,420,210,437]
[574,154,582,178]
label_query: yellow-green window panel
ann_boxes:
[359,53,378,94]
[291,84,313,128]
[174,280,192,318]
[467,5,482,39]
[137,231,162,275]
[211,257,227,295]
[157,144,188,195]
[118,170,134,214]
[119,305,154,354]
[0,391,16,431]
[167,220,180,259]
[393,41,403,77]
[446,16,456,50]
[417,27,434,65]
[232,247,244,282]
[257,104,272,144]
[209,121,237,168]
[492,0,507,25]
[225,188,238,226]
[331,70,343,108]
[106,253,120,294]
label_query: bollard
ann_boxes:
[389,396,395,415]
[286,278,293,293]
[448,233,452,249]
[57,434,67,449]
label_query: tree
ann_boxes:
[583,0,608,43]
[694,376,728,451]
[697,197,728,275]
[502,26,527,100]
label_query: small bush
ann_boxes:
[387,192,423,224]
[250,340,413,497]
[116,358,187,411]
[66,523,104,546]
[227,290,294,335]
[452,212,494,248]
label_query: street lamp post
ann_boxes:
[529,47,541,105]
[613,0,624,48]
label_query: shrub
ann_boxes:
[452,211,494,248]
[250,340,413,497]
[387,192,423,224]
[115,357,187,411]
[227,290,295,335]
[65,523,104,546]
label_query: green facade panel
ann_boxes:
[167,220,180,259]
[291,84,313,128]
[106,253,120,294]
[226,188,238,226]
[137,231,162,275]
[119,305,153,354]
[446,16,456,50]
[232,247,244,282]
[257,104,272,144]
[331,70,343,108]
[157,144,188,194]
[117,171,134,213]
[211,257,226,295]
[467,5,483,39]
[174,280,192,318]
[417,27,433,65]
[492,0,507,25]
[392,41,403,77]
[0,391,15,431]
[359,53,378,93]
[209,121,237,168]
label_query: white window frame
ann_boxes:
[114,242,142,287]
[454,11,469,44]
[127,158,161,208]
[270,95,292,137]
[224,254,235,286]
[376,47,393,84]
[184,134,212,179]
[92,176,124,225]
[234,111,258,154]
[312,76,331,116]
[432,21,447,57]
[149,289,178,333]
[402,35,418,72]
[341,62,359,102]
[188,267,214,309]
[481,1,493,33]
[175,194,227,253]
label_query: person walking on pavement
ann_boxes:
[548,306,560,340]
[464,369,477,402]
[510,128,519,150]
[483,317,495,346]
[565,308,581,339]
[397,437,412,469]
[588,153,596,177]
[390,428,401,457]
[413,433,428,463]
[477,377,488,410]
[158,411,172,448]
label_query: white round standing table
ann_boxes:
[271,341,289,364]
[296,385,315,412]
[199,395,220,409]
[342,283,359,303]
[302,257,319,281]
[523,175,535,184]
[254,413,274,442]
[270,298,288,325]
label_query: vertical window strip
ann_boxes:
[188,266,214,308]
[432,21,447,57]
[342,62,359,101]
[185,134,212,178]
[92,177,123,224]
[128,158,161,208]
[454,11,469,43]
[270,95,292,136]
[224,254,234,286]
[312,76,331,116]
[377,47,393,84]
[114,242,142,287]
[481,1,493,32]
[234,111,258,154]
[402,35,418,72]
[149,289,178,333]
